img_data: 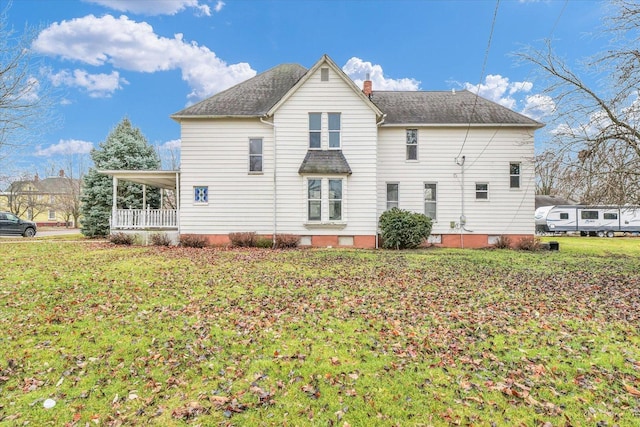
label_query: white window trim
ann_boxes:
[386,182,399,211]
[406,129,418,161]
[309,112,322,150]
[475,182,489,201]
[193,186,209,205]
[303,177,348,227]
[509,162,521,189]
[328,112,341,150]
[248,137,264,174]
[424,182,437,221]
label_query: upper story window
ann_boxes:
[475,183,488,200]
[510,162,521,188]
[328,113,341,149]
[249,138,263,173]
[309,113,322,149]
[386,183,399,210]
[321,67,329,81]
[406,129,418,160]
[424,183,437,220]
[194,186,209,204]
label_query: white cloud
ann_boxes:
[213,1,225,13]
[162,139,181,150]
[33,14,255,101]
[35,139,94,157]
[463,74,534,109]
[48,69,127,98]
[521,94,555,121]
[84,0,216,16]
[342,57,420,91]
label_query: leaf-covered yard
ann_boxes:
[1,239,639,426]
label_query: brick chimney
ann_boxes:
[363,73,372,97]
[59,169,65,177]
[34,173,39,182]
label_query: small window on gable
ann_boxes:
[194,186,208,204]
[406,129,418,160]
[321,67,329,81]
[309,113,321,149]
[560,213,569,220]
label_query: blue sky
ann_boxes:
[4,0,609,176]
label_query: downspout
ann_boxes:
[375,114,387,249]
[260,116,277,248]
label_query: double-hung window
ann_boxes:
[406,129,418,160]
[475,183,488,200]
[249,138,263,173]
[424,183,437,220]
[307,178,345,222]
[386,183,399,210]
[309,113,322,149]
[510,162,521,188]
[328,179,342,220]
[307,179,322,221]
[328,113,341,148]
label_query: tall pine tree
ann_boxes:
[81,118,161,236]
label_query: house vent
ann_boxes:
[321,67,329,81]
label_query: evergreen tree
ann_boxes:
[81,118,161,237]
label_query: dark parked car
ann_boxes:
[0,212,37,237]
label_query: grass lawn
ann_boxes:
[1,237,639,426]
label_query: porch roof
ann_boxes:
[99,170,179,190]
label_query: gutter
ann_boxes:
[260,116,277,248]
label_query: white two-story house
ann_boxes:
[104,54,543,248]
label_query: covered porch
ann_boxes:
[100,170,180,231]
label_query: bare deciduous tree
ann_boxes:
[522,0,640,205]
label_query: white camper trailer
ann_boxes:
[535,205,640,237]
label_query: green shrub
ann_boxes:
[255,236,274,248]
[179,234,208,248]
[150,233,172,246]
[379,208,432,250]
[109,232,135,245]
[274,234,299,249]
[229,232,256,247]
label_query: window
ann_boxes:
[510,163,521,188]
[309,113,321,149]
[307,179,321,221]
[475,183,488,200]
[321,67,329,81]
[424,183,437,219]
[328,113,341,148]
[386,183,399,210]
[249,138,263,173]
[406,129,418,160]
[194,186,208,204]
[560,213,569,220]
[48,210,56,220]
[329,179,342,220]
[581,210,598,220]
[604,212,618,220]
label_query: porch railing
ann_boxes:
[111,208,178,229]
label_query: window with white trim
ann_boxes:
[406,129,418,160]
[510,162,521,188]
[424,183,437,220]
[475,183,488,200]
[309,113,321,149]
[386,183,399,210]
[306,178,345,222]
[328,179,342,220]
[249,138,263,173]
[48,210,56,220]
[307,179,321,221]
[194,186,208,204]
[328,113,341,149]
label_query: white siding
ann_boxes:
[377,126,535,235]
[273,66,378,236]
[179,118,275,234]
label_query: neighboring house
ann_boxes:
[4,170,81,227]
[104,54,543,248]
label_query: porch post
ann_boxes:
[175,172,180,232]
[142,184,147,209]
[112,177,118,228]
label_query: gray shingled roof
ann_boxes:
[370,90,542,126]
[298,150,352,175]
[172,63,308,117]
